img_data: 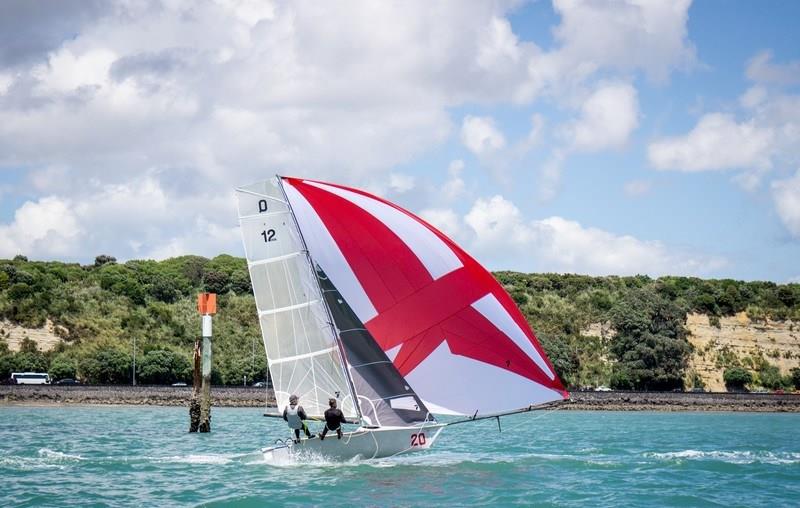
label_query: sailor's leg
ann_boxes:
[320,427,328,441]
[336,428,342,440]
[302,422,312,438]
[294,429,300,442]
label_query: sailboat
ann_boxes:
[236,176,568,461]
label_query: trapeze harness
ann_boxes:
[285,405,302,430]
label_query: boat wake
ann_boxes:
[646,450,800,465]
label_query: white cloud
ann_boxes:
[389,173,415,194]
[549,0,695,84]
[566,82,639,151]
[461,115,506,156]
[419,208,463,240]
[648,113,774,172]
[746,50,800,86]
[441,160,467,202]
[463,195,725,276]
[0,196,83,258]
[771,169,800,237]
[0,0,699,262]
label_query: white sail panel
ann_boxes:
[403,341,564,415]
[249,255,318,312]
[259,300,336,359]
[236,179,358,419]
[240,212,303,262]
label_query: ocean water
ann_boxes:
[1,407,798,507]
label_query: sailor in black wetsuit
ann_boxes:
[319,398,348,440]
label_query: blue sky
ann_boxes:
[0,0,798,282]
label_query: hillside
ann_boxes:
[1,256,799,391]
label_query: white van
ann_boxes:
[11,372,51,385]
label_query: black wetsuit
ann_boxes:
[319,407,347,440]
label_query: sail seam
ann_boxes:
[236,188,288,202]
[258,299,320,316]
[247,251,305,267]
[267,346,339,365]
[350,360,393,368]
[239,210,292,220]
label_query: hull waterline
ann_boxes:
[262,424,446,462]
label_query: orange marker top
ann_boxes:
[197,293,217,315]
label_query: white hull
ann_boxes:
[262,424,446,462]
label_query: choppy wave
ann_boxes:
[647,450,800,464]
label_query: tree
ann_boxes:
[229,270,252,295]
[756,364,787,390]
[94,255,117,267]
[538,333,579,388]
[49,355,77,380]
[0,354,14,380]
[137,350,191,384]
[80,348,131,384]
[790,368,800,390]
[608,288,691,390]
[147,274,180,303]
[8,283,33,301]
[203,271,230,294]
[13,351,49,372]
[723,367,752,392]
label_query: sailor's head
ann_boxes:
[289,394,298,405]
[328,398,337,408]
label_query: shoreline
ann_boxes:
[1,385,798,412]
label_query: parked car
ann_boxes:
[252,381,267,388]
[690,387,705,393]
[55,378,81,385]
[171,382,188,387]
[594,386,612,392]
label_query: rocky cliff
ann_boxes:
[686,312,800,391]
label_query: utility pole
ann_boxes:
[132,335,137,386]
[190,293,216,433]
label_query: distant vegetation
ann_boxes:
[495,272,800,391]
[0,255,265,386]
[1,256,799,391]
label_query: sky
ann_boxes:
[0,0,798,282]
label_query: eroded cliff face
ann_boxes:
[0,319,64,352]
[685,313,800,392]
[580,313,800,391]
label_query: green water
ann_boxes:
[1,407,798,507]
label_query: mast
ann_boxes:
[275,175,363,423]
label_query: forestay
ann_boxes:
[282,177,568,417]
[236,178,357,419]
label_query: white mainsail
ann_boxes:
[236,178,358,419]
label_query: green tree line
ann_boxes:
[0,255,265,385]
[1,256,799,390]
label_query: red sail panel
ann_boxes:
[283,177,567,416]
